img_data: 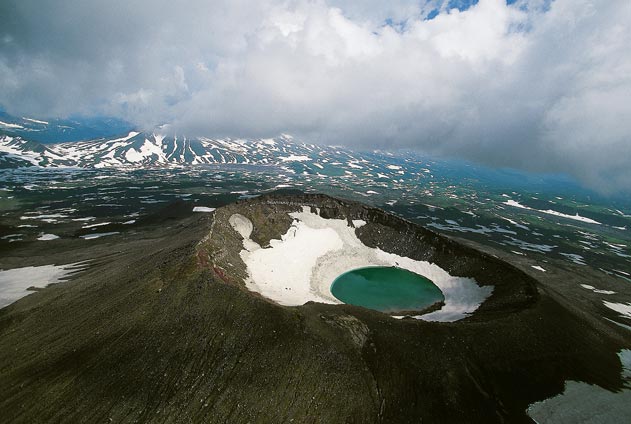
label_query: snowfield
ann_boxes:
[527,349,631,423]
[503,199,601,224]
[37,233,60,241]
[0,263,86,309]
[231,207,492,322]
[193,206,216,212]
[603,301,631,319]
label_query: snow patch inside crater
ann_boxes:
[230,207,492,322]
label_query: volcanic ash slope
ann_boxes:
[1,194,629,423]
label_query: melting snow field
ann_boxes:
[527,349,631,423]
[231,207,492,322]
[80,232,119,240]
[193,206,216,212]
[603,301,631,319]
[503,199,601,225]
[0,263,85,309]
[580,284,616,295]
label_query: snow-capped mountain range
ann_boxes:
[0,130,343,169]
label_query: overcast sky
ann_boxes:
[1,0,630,193]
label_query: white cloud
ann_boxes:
[0,0,630,193]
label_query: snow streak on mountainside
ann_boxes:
[0,132,344,169]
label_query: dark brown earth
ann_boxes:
[0,193,629,423]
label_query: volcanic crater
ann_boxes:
[198,192,537,321]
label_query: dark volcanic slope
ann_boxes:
[0,194,629,423]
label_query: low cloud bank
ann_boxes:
[1,0,630,193]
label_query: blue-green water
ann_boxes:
[330,267,444,313]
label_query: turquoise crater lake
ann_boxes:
[330,266,445,314]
